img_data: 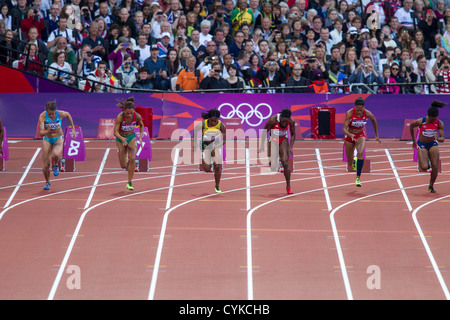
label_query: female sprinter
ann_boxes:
[343,97,380,187]
[259,108,296,194]
[194,109,226,194]
[113,97,144,191]
[410,100,445,193]
[38,101,76,190]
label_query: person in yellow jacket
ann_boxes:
[230,0,254,35]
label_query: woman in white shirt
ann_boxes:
[0,3,12,30]
[48,50,76,85]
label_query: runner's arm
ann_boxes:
[438,120,445,143]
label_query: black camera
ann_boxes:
[86,51,92,57]
[217,12,223,18]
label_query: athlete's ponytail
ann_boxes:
[201,108,221,119]
[428,100,446,117]
[116,97,135,109]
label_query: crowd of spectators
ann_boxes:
[1,0,450,93]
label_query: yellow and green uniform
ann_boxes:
[202,119,222,150]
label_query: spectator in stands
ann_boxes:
[77,43,101,77]
[230,0,254,35]
[47,36,77,67]
[435,56,450,94]
[411,54,437,94]
[43,3,60,42]
[81,20,106,59]
[285,62,309,93]
[307,68,331,93]
[108,36,136,75]
[327,59,348,93]
[187,28,206,60]
[378,65,399,94]
[134,32,150,67]
[0,4,12,30]
[131,66,153,90]
[116,7,137,39]
[348,56,384,93]
[256,60,286,93]
[18,42,43,76]
[156,31,172,57]
[104,23,120,56]
[10,0,27,32]
[47,50,76,86]
[165,47,180,78]
[143,44,170,90]
[199,19,213,46]
[20,6,45,40]
[200,61,231,90]
[394,0,414,29]
[84,60,116,92]
[0,29,18,66]
[226,64,245,92]
[18,26,48,62]
[95,1,115,27]
[47,17,77,49]
[116,53,138,91]
[176,54,204,91]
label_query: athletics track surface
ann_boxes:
[1,139,450,300]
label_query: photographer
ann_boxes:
[199,61,231,90]
[435,56,450,94]
[20,7,45,40]
[348,55,384,93]
[256,60,287,93]
[77,44,101,77]
[80,20,106,59]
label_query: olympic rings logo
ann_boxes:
[218,103,272,127]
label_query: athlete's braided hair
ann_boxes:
[201,108,221,119]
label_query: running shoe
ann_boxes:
[286,187,294,194]
[126,182,134,190]
[352,157,357,171]
[43,182,50,190]
[215,186,222,194]
[428,185,436,193]
[53,165,59,176]
[355,178,362,187]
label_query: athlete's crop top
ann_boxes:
[120,112,137,132]
[270,114,289,137]
[419,117,439,139]
[44,111,61,131]
[202,119,222,142]
[348,108,367,130]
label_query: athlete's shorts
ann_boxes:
[417,139,438,150]
[344,130,367,143]
[116,132,136,144]
[268,135,287,145]
[43,135,63,145]
[202,141,222,164]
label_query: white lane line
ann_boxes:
[246,148,251,211]
[3,148,41,209]
[412,195,450,300]
[385,148,413,212]
[315,148,332,211]
[83,148,110,209]
[165,148,179,210]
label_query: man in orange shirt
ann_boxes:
[175,55,204,91]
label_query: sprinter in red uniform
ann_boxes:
[260,108,296,194]
[343,97,380,187]
[409,100,445,193]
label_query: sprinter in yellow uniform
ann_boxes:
[194,109,227,193]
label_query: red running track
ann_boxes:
[0,139,450,300]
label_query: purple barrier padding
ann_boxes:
[63,126,86,161]
[134,126,152,160]
[1,93,449,139]
[0,127,8,161]
[0,93,163,138]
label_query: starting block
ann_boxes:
[0,126,9,171]
[134,126,152,172]
[61,126,86,172]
